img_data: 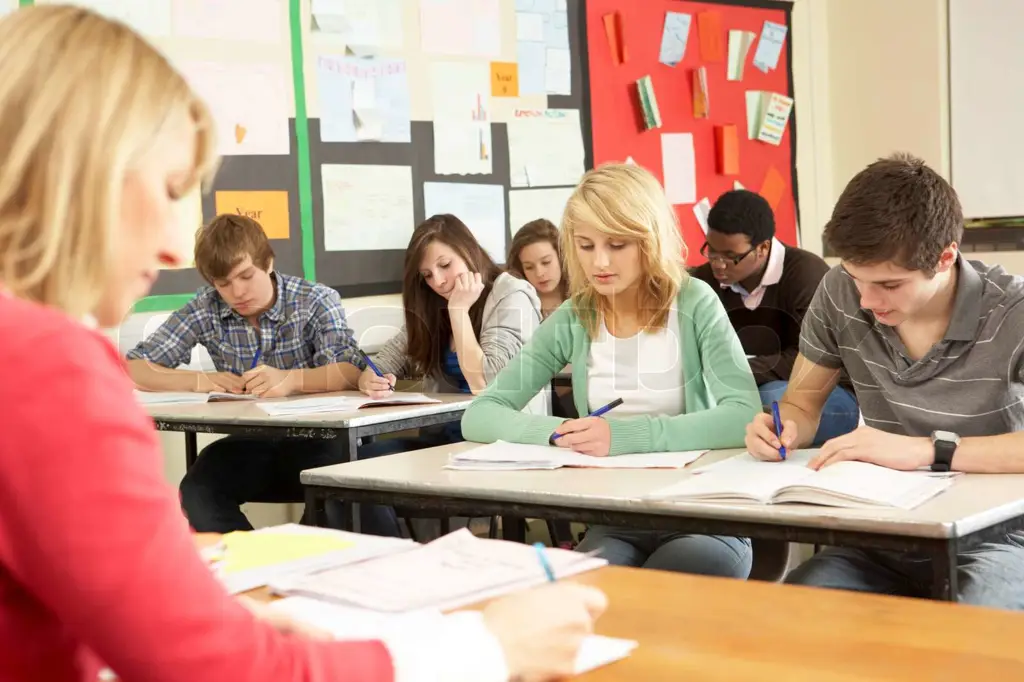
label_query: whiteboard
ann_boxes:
[949,0,1024,219]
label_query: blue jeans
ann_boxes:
[758,380,859,446]
[576,527,752,578]
[785,533,1024,609]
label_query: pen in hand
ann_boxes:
[359,349,394,392]
[534,542,556,582]
[550,397,623,441]
[771,400,787,461]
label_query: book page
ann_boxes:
[448,441,706,470]
[779,461,955,509]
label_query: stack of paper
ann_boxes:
[133,390,257,406]
[272,596,637,674]
[256,393,441,417]
[649,451,956,510]
[211,524,414,594]
[273,528,607,612]
[446,441,707,471]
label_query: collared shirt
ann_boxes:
[724,237,786,310]
[799,256,1024,437]
[127,272,364,374]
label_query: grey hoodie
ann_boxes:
[372,272,550,415]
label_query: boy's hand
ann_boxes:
[242,365,300,398]
[196,371,247,394]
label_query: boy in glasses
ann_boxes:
[691,189,859,444]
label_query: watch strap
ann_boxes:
[931,438,956,472]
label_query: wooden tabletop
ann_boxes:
[144,391,473,429]
[300,442,1024,539]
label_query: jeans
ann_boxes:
[785,533,1024,609]
[179,424,463,537]
[758,380,859,446]
[576,526,752,578]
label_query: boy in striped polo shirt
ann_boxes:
[745,153,1024,608]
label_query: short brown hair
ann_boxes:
[194,214,274,282]
[824,153,963,274]
[506,218,569,300]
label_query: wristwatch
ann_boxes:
[930,430,961,472]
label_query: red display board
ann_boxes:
[584,0,797,265]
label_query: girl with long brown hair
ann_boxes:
[507,218,568,319]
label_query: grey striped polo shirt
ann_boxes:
[799,257,1024,437]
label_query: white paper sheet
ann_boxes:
[745,90,765,140]
[508,109,586,188]
[447,441,709,471]
[257,392,440,416]
[172,0,284,44]
[310,0,403,50]
[727,30,756,81]
[516,11,545,42]
[756,92,794,146]
[433,122,493,175]
[509,187,573,234]
[430,61,493,175]
[420,0,501,58]
[317,56,411,143]
[693,197,711,234]
[514,0,571,95]
[177,61,291,156]
[752,20,787,73]
[545,47,572,95]
[321,164,414,252]
[661,132,697,205]
[57,0,172,38]
[516,40,547,95]
[423,183,507,262]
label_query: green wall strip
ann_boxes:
[289,0,317,283]
[18,0,32,7]
[132,294,195,314]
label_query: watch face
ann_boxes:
[933,430,961,444]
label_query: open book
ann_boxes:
[256,393,442,417]
[133,390,257,405]
[446,440,708,471]
[648,450,956,510]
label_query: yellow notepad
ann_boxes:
[219,531,355,575]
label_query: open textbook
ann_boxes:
[133,390,257,405]
[446,440,708,471]
[273,528,607,612]
[271,596,638,675]
[256,392,441,416]
[648,450,956,510]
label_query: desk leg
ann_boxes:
[502,516,528,543]
[932,540,959,602]
[303,487,330,527]
[342,429,361,533]
[184,432,198,470]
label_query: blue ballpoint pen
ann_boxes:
[359,349,394,392]
[534,542,556,582]
[249,348,262,370]
[771,400,787,461]
[550,397,624,441]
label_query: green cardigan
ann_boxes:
[461,277,761,454]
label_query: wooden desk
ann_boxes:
[146,392,472,469]
[300,443,1024,601]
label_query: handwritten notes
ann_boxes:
[753,20,787,73]
[317,56,411,143]
[757,93,794,145]
[508,109,586,188]
[491,62,519,97]
[214,191,290,240]
[658,12,691,67]
[321,165,414,251]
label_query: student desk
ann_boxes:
[144,392,473,470]
[300,443,1024,602]
[223,537,1024,680]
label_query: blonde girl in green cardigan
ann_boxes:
[462,164,760,577]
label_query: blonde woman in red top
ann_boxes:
[0,6,604,682]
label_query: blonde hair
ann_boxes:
[0,6,217,319]
[561,163,687,338]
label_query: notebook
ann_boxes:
[133,390,257,405]
[446,440,708,471]
[272,528,607,612]
[271,596,638,674]
[648,450,956,510]
[256,392,441,417]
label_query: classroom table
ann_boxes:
[300,443,1024,602]
[223,534,1024,680]
[144,392,473,470]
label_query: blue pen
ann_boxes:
[550,397,624,441]
[249,348,262,370]
[771,401,787,461]
[359,349,394,392]
[534,542,556,582]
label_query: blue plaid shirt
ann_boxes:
[127,272,365,374]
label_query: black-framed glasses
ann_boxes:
[700,241,756,266]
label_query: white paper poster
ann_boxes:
[317,56,411,143]
[420,0,501,58]
[661,133,696,205]
[423,183,507,262]
[310,0,403,51]
[322,165,414,252]
[172,0,284,44]
[178,60,292,156]
[508,109,585,188]
[431,61,492,175]
[515,0,571,95]
[509,187,574,235]
[53,0,172,38]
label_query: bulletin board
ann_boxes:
[583,0,798,259]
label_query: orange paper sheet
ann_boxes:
[760,166,786,210]
[603,12,627,64]
[697,12,724,62]
[715,124,740,176]
[214,190,290,240]
[490,62,519,97]
[692,67,709,118]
